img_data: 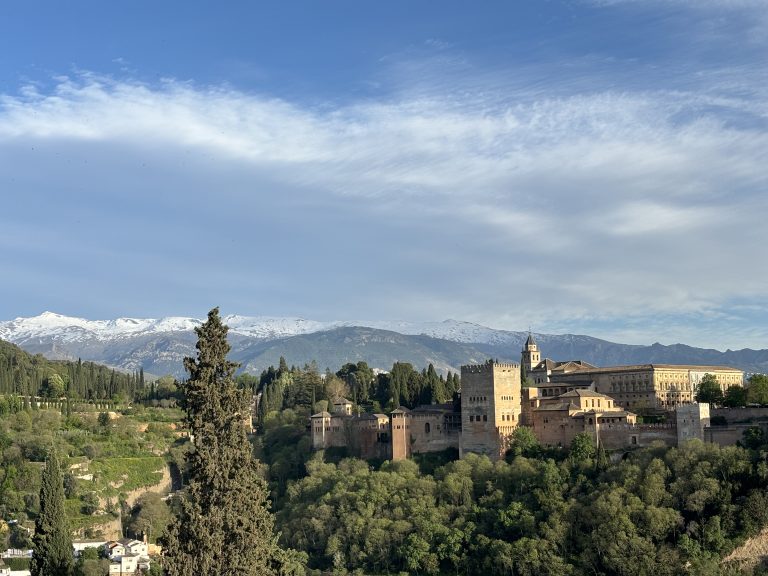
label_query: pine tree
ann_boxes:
[164,308,277,576]
[31,449,73,576]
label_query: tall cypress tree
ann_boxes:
[31,449,73,576]
[164,307,277,576]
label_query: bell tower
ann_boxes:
[521,332,540,374]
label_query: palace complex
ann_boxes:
[310,335,745,461]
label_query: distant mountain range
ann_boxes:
[1,311,767,378]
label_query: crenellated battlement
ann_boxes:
[461,360,519,373]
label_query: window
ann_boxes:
[483,414,488,422]
[425,423,430,434]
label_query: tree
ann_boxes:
[694,374,723,405]
[747,374,768,405]
[73,547,109,576]
[722,385,747,407]
[163,308,278,576]
[126,492,172,544]
[569,432,596,462]
[506,426,540,458]
[31,449,73,576]
[43,373,66,399]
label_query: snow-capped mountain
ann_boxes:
[0,311,522,346]
[0,312,527,376]
[2,312,765,377]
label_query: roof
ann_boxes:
[533,358,597,372]
[524,333,537,349]
[332,397,353,404]
[572,410,635,418]
[535,401,575,411]
[391,406,411,414]
[558,389,612,400]
[555,364,742,375]
[310,411,332,418]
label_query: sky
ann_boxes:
[1,1,767,351]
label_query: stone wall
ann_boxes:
[460,361,521,460]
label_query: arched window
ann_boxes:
[425,423,431,434]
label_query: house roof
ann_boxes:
[558,389,612,400]
[554,363,741,374]
[572,409,635,419]
[535,401,575,411]
[310,411,332,418]
[534,358,597,372]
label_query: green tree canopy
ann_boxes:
[747,374,768,405]
[31,449,73,576]
[722,385,747,407]
[694,374,724,405]
[163,308,280,576]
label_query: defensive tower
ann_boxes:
[459,360,521,460]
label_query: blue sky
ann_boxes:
[1,0,767,350]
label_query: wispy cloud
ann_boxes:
[0,68,766,348]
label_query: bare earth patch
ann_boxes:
[724,528,768,571]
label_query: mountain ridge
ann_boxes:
[2,312,766,378]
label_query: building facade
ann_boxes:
[458,360,521,459]
[309,339,745,459]
[549,364,743,410]
[523,334,743,409]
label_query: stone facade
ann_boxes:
[676,403,710,443]
[391,403,461,460]
[705,406,768,446]
[309,340,746,460]
[310,410,390,460]
[524,336,743,410]
[527,388,637,448]
[549,365,743,410]
[459,360,521,460]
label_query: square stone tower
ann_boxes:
[460,360,522,460]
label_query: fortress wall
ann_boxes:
[705,422,768,447]
[711,407,768,423]
[407,411,460,455]
[598,424,677,449]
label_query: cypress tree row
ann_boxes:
[31,449,73,576]
[164,308,277,575]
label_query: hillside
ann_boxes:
[0,338,142,400]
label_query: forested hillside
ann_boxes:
[0,338,143,401]
[265,426,768,575]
